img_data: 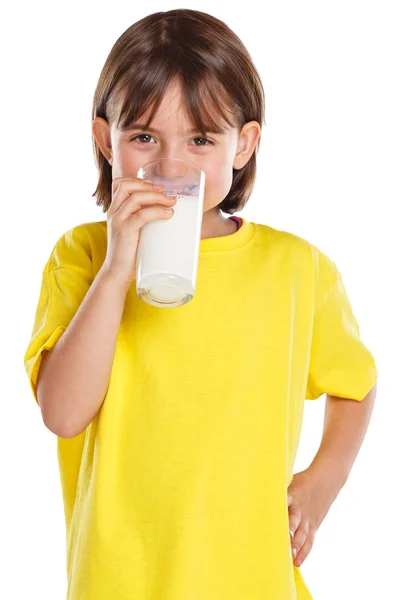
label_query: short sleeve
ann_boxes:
[23,225,94,406]
[305,253,378,401]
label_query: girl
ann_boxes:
[23,9,378,600]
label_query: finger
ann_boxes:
[126,203,176,229]
[110,178,155,215]
[294,528,315,567]
[112,177,153,196]
[291,519,309,562]
[111,177,155,213]
[114,190,176,222]
[287,492,293,507]
[288,506,302,541]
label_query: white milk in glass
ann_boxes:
[136,194,203,307]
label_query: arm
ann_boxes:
[307,382,377,495]
[37,267,130,439]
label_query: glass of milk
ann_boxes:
[136,158,205,308]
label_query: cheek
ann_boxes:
[115,151,143,178]
[203,160,233,204]
[111,141,149,178]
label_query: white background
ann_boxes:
[2,1,398,598]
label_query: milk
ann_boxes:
[136,194,203,307]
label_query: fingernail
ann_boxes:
[290,529,294,539]
[292,547,297,557]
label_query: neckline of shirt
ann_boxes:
[200,217,255,253]
[99,216,255,253]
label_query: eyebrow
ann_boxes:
[122,123,228,134]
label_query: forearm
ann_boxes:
[307,383,377,495]
[37,266,129,438]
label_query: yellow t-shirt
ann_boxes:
[23,217,378,600]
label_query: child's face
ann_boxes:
[92,80,260,214]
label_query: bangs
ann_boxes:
[107,68,242,137]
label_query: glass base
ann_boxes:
[136,273,194,308]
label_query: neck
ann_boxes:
[201,208,237,240]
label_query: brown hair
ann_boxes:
[91,9,266,214]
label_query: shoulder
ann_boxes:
[46,220,107,272]
[253,221,317,260]
[253,221,340,310]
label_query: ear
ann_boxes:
[233,121,261,170]
[92,117,113,164]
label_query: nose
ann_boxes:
[142,157,203,195]
[154,158,187,181]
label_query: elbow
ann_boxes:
[37,385,76,439]
[39,396,76,438]
[43,418,78,439]
[39,397,88,439]
[38,387,92,438]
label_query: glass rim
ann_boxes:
[138,157,203,174]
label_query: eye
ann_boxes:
[129,134,155,144]
[129,134,215,146]
[189,137,215,147]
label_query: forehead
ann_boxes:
[148,82,226,121]
[115,78,237,134]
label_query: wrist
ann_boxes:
[306,456,349,501]
[98,265,133,296]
